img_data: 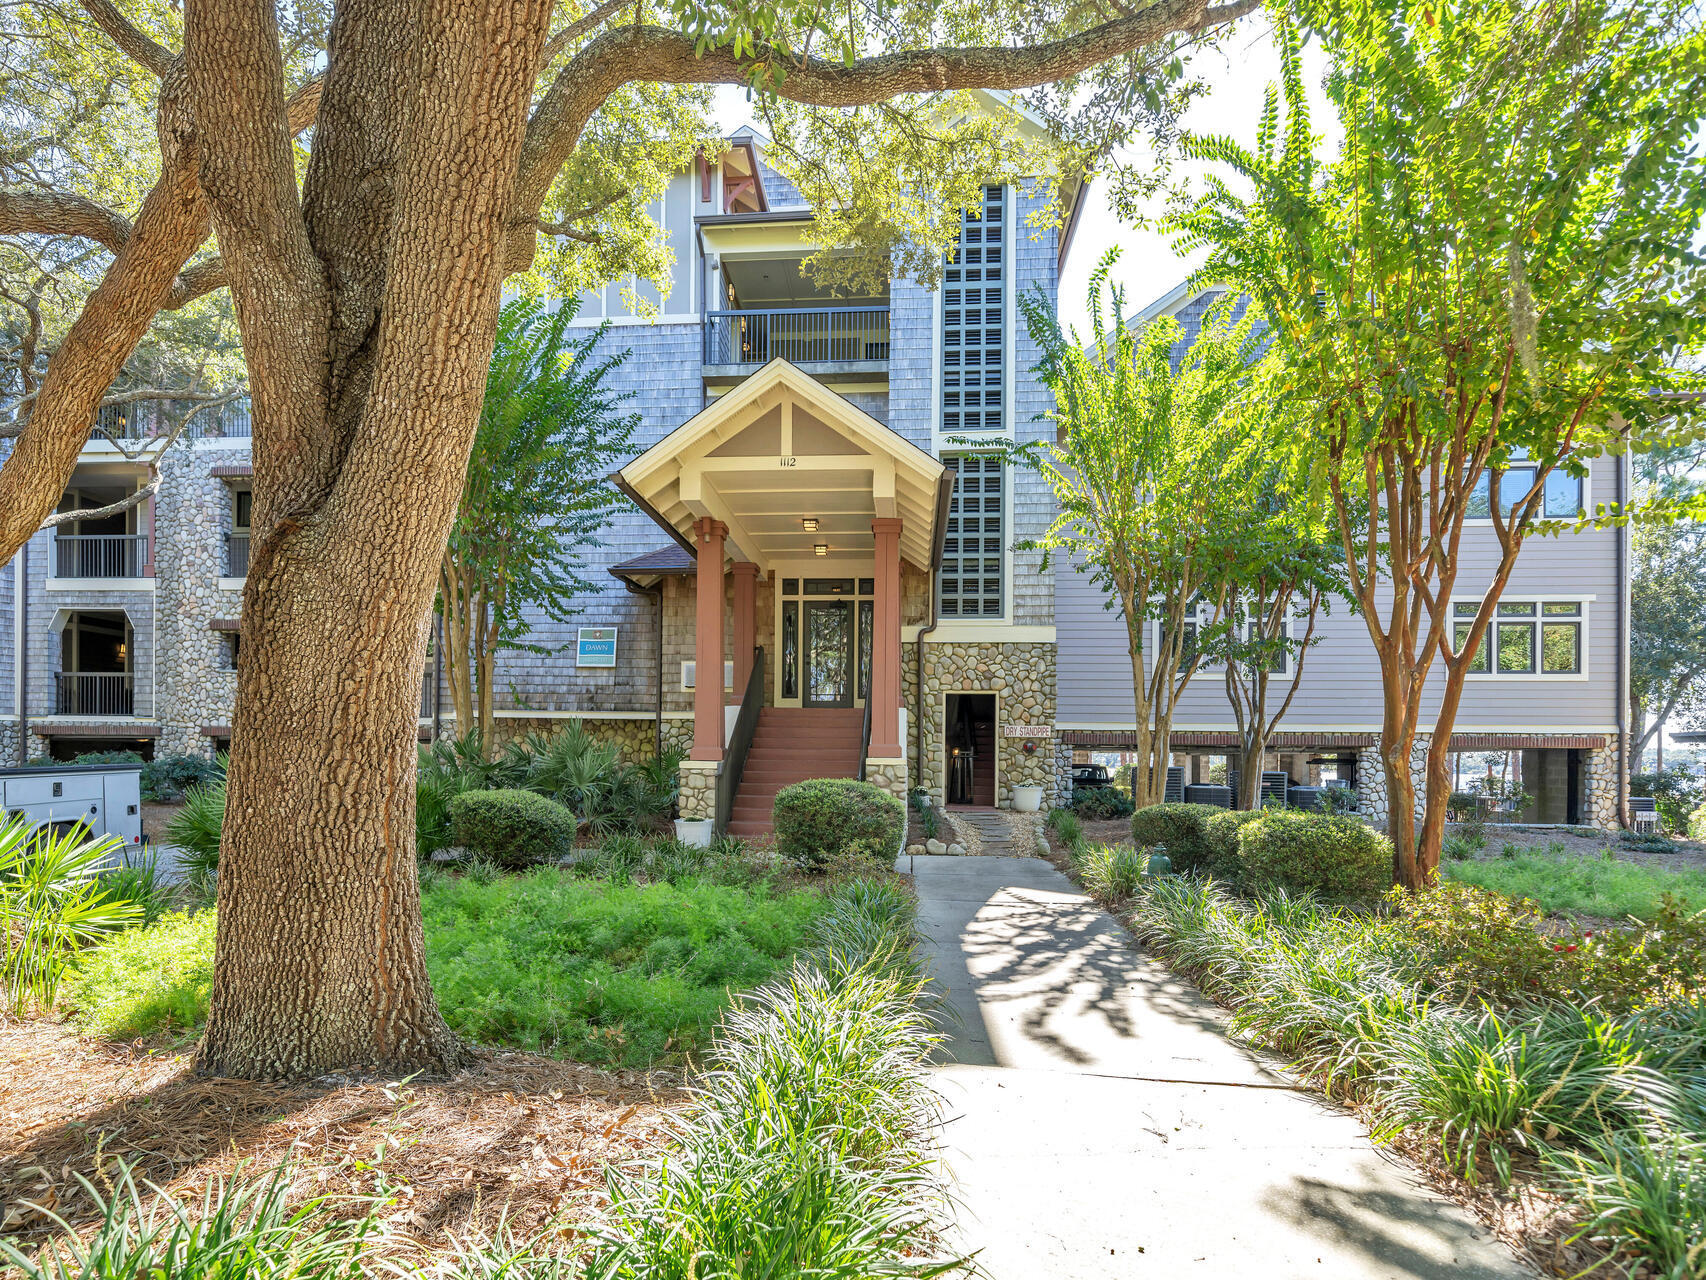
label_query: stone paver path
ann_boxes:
[945,808,1031,856]
[902,853,1534,1280]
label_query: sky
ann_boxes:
[1054,20,1336,336]
[714,17,1337,337]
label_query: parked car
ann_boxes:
[1071,763,1112,791]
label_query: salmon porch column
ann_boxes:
[731,562,759,696]
[692,518,729,762]
[869,518,903,760]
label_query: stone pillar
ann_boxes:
[692,517,728,762]
[731,561,758,698]
[870,518,903,759]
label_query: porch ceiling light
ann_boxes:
[801,517,819,532]
[814,543,829,557]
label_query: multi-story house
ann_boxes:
[0,120,1631,833]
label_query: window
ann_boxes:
[223,634,241,670]
[1467,450,1584,519]
[233,488,252,530]
[941,185,1005,435]
[938,454,1003,617]
[1453,599,1584,676]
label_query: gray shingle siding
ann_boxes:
[484,321,702,715]
[1055,453,1623,732]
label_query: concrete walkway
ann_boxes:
[905,854,1534,1280]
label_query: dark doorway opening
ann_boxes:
[946,693,996,807]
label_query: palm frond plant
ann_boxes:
[0,816,141,1015]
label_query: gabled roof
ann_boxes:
[615,359,951,572]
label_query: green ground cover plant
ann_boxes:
[586,878,963,1278]
[1445,849,1706,921]
[23,877,951,1278]
[61,856,829,1068]
[1076,843,1150,905]
[60,909,218,1039]
[1127,878,1706,1275]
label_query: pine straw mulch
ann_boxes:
[0,1017,684,1264]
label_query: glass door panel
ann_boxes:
[805,601,853,708]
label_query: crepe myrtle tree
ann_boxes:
[1166,3,1706,889]
[1218,408,1346,810]
[0,0,1264,1077]
[440,297,637,748]
[1008,251,1269,807]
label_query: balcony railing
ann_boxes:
[54,533,149,578]
[226,531,250,577]
[704,307,890,367]
[94,396,253,441]
[55,672,135,716]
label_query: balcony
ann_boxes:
[93,396,253,442]
[226,532,250,577]
[54,533,149,578]
[55,672,135,717]
[703,308,889,383]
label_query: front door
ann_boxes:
[804,601,853,708]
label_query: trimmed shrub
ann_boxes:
[773,779,905,871]
[1071,786,1134,820]
[139,752,224,803]
[1236,810,1392,899]
[1201,809,1265,880]
[1129,802,1222,874]
[447,788,577,868]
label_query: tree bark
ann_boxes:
[192,0,552,1079]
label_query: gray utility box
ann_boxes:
[0,763,145,850]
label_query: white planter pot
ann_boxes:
[1011,785,1044,813]
[675,818,714,848]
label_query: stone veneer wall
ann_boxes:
[678,760,715,819]
[1356,734,1623,833]
[906,640,1056,808]
[154,447,246,758]
[862,758,907,801]
[1355,737,1430,826]
[484,714,666,763]
[1584,736,1621,832]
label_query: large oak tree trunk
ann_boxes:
[190,0,552,1078]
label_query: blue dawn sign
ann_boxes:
[576,627,618,668]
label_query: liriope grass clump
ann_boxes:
[1126,876,1706,1274]
[586,875,967,1278]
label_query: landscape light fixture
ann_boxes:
[814,543,829,557]
[801,517,819,532]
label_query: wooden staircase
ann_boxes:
[726,707,865,839]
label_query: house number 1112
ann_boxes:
[778,456,797,467]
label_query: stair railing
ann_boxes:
[857,692,873,781]
[714,646,765,837]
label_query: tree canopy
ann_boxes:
[1164,0,1706,885]
[1014,250,1270,805]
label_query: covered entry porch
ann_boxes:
[616,359,950,832]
